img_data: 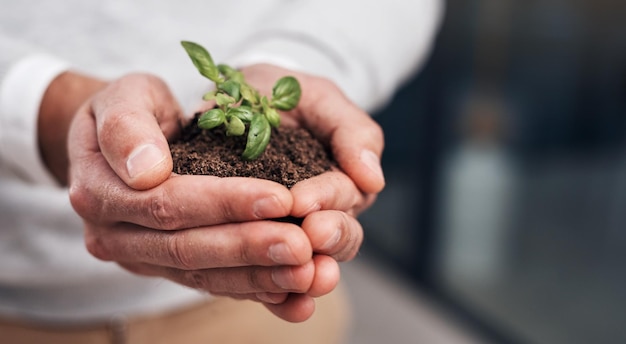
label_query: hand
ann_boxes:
[240,64,385,316]
[64,73,336,322]
[241,64,384,217]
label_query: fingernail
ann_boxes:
[271,267,296,290]
[268,243,297,265]
[126,144,166,178]
[256,292,285,304]
[361,149,384,182]
[253,196,283,219]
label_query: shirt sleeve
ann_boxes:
[0,35,70,186]
[227,0,444,111]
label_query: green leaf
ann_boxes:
[226,116,245,136]
[215,93,236,107]
[202,90,217,101]
[265,108,281,128]
[242,115,271,160]
[198,108,225,129]
[227,106,254,122]
[218,64,244,82]
[218,80,241,102]
[240,83,259,104]
[180,41,223,83]
[241,99,253,108]
[217,64,237,78]
[261,95,270,112]
[271,76,301,111]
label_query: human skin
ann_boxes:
[38,65,385,322]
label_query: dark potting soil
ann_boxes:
[169,114,334,188]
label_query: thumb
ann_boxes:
[297,78,386,194]
[92,74,182,190]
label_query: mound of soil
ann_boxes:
[169,114,334,188]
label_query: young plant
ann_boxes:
[181,41,302,160]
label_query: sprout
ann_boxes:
[181,40,301,160]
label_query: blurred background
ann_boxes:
[346,0,626,343]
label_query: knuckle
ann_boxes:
[237,239,254,266]
[312,76,338,91]
[366,121,385,145]
[341,239,361,261]
[215,189,237,222]
[337,121,383,153]
[99,108,133,141]
[335,213,363,261]
[122,72,166,88]
[182,270,208,290]
[350,192,362,211]
[84,231,112,261]
[166,233,195,270]
[149,188,182,230]
[246,269,266,291]
[302,77,340,106]
[68,182,101,221]
[117,262,142,275]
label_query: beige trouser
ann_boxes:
[0,285,350,344]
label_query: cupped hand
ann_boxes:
[66,73,335,322]
[241,64,385,198]
[241,64,381,248]
[240,64,383,316]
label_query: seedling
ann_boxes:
[181,41,301,160]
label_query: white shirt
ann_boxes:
[0,0,442,322]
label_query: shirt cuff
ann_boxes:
[0,54,70,186]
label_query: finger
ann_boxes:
[240,65,385,194]
[263,293,316,323]
[85,220,312,269]
[129,176,292,229]
[301,211,364,261]
[290,171,362,217]
[69,102,294,233]
[70,169,293,229]
[307,255,340,297]
[92,74,183,190]
[253,292,290,305]
[295,77,385,194]
[118,260,315,294]
[211,292,289,305]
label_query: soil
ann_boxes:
[169,113,335,188]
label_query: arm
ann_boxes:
[0,46,359,321]
[73,1,444,321]
[1,56,338,322]
[2,0,443,323]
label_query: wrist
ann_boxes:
[38,71,107,185]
